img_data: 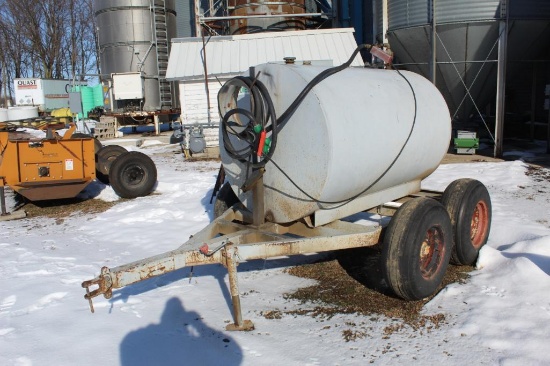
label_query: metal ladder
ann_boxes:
[152,0,172,109]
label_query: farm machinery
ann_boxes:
[81,46,492,330]
[0,123,157,219]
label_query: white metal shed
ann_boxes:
[166,28,363,127]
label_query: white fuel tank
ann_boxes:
[220,63,451,226]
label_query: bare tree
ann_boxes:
[2,0,66,78]
[0,0,99,103]
[74,0,100,80]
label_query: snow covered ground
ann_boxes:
[1,136,549,365]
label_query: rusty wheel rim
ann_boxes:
[122,164,145,186]
[419,226,445,279]
[471,201,489,248]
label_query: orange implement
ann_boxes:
[0,125,96,201]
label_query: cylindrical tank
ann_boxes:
[219,63,451,224]
[8,106,39,121]
[0,108,8,122]
[228,1,306,34]
[94,0,177,111]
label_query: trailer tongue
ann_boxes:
[83,201,383,330]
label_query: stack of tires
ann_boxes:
[95,145,157,198]
[72,133,157,199]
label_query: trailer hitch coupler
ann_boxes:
[81,266,114,313]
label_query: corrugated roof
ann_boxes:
[166,28,363,81]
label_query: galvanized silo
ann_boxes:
[94,0,178,112]
[377,0,550,130]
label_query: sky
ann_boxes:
[1,135,549,365]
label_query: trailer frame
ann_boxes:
[82,181,444,331]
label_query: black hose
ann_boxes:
[275,44,370,131]
[220,44,371,168]
[220,76,277,168]
[269,66,417,208]
[220,44,418,209]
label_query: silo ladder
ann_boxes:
[152,0,172,109]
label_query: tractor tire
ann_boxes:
[381,197,452,301]
[96,145,127,184]
[441,179,492,265]
[109,151,157,199]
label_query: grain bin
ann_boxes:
[94,0,178,111]
[376,0,550,123]
[219,62,451,226]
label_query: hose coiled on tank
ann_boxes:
[220,44,371,169]
[220,75,277,168]
[220,44,418,209]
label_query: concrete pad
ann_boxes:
[0,210,27,221]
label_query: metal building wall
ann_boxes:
[509,0,550,18]
[374,0,383,40]
[435,0,500,23]
[176,0,195,37]
[387,0,428,29]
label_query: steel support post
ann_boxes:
[430,0,437,84]
[194,0,202,37]
[252,176,265,226]
[547,99,550,154]
[382,0,388,45]
[0,184,6,216]
[530,63,537,140]
[153,114,160,136]
[224,244,254,331]
[494,0,508,158]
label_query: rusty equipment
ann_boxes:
[0,125,96,216]
[0,121,158,219]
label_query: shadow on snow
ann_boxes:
[119,297,243,366]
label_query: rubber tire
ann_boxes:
[441,178,492,265]
[381,197,452,301]
[214,182,239,218]
[71,132,102,154]
[108,151,157,199]
[96,145,128,184]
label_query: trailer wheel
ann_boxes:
[441,179,492,265]
[71,133,102,154]
[96,145,127,184]
[109,151,157,199]
[214,182,239,218]
[382,197,452,301]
